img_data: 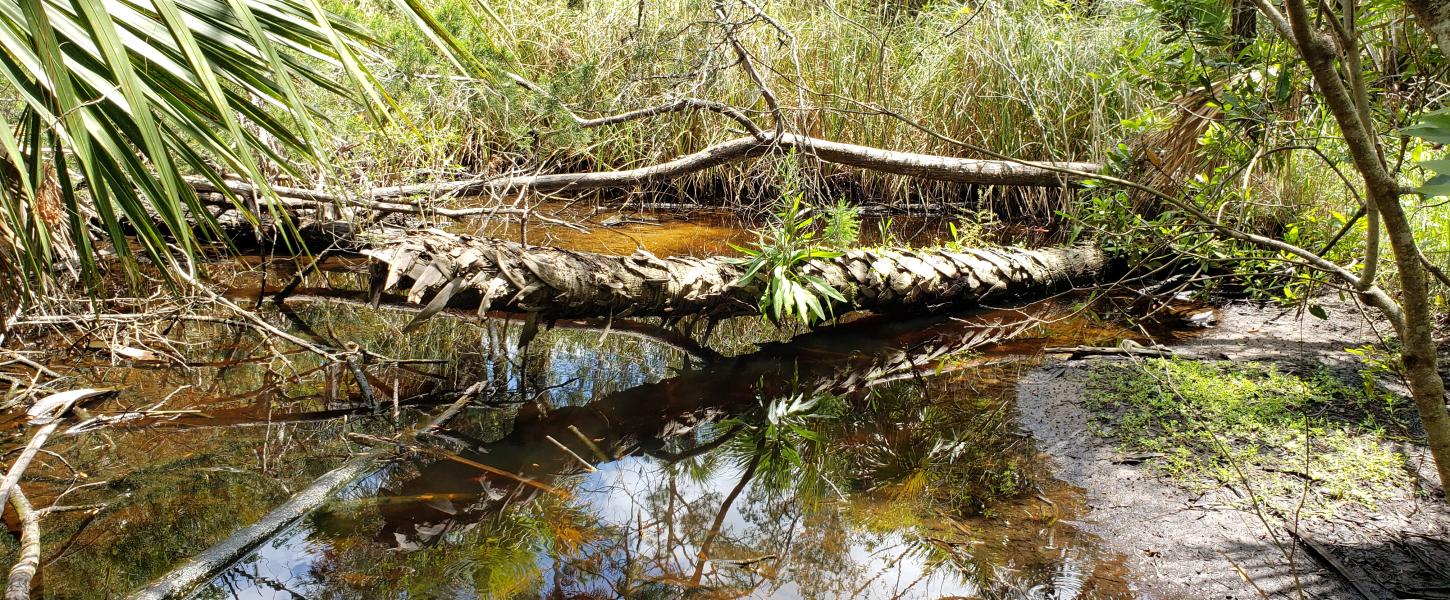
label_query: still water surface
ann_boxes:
[8,213,1183,599]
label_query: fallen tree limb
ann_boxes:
[190,133,1100,204]
[363,229,1109,324]
[782,134,1094,187]
[186,180,588,232]
[5,487,37,600]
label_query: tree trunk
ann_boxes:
[1230,0,1258,55]
[1266,0,1450,493]
[127,392,479,600]
[362,230,1108,324]
[1404,0,1450,52]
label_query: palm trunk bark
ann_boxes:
[361,230,1108,324]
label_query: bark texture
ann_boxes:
[1405,0,1450,52]
[1261,0,1450,491]
[362,230,1108,323]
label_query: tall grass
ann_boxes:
[309,0,1448,308]
[322,0,1162,208]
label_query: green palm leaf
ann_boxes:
[0,0,481,306]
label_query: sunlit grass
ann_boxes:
[320,0,1160,203]
[1087,359,1413,516]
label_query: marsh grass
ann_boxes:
[319,0,1159,208]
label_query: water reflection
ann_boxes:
[186,306,1140,599]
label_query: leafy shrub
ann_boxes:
[732,194,847,325]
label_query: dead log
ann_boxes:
[363,229,1109,324]
[191,133,1100,204]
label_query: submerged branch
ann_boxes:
[125,391,480,600]
[125,457,378,600]
[5,487,38,600]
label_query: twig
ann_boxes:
[174,271,334,359]
[544,435,597,472]
[502,72,764,138]
[1043,343,1178,358]
[0,351,60,380]
[712,0,785,133]
[1279,523,1383,600]
[1220,550,1273,600]
[37,502,110,515]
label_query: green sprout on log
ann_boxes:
[731,193,847,325]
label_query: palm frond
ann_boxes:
[0,0,480,308]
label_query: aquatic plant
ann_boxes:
[821,199,862,250]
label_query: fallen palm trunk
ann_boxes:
[190,133,1100,204]
[377,310,1038,541]
[364,230,1109,325]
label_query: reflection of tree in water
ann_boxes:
[258,307,1139,598]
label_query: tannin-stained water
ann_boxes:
[2,213,1199,599]
[18,305,1168,599]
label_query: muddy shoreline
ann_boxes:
[1017,300,1450,599]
